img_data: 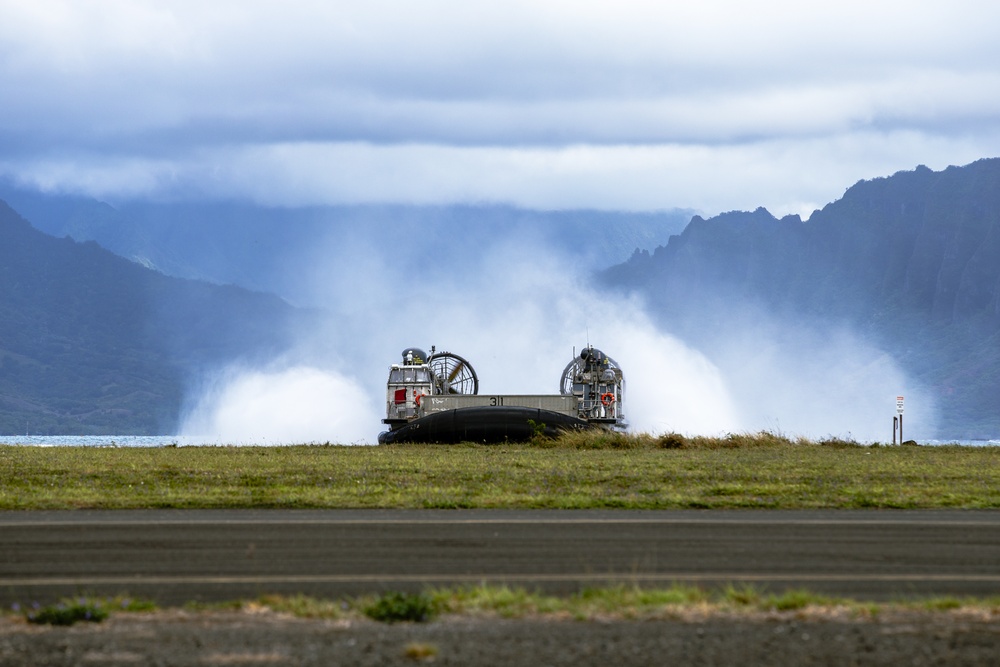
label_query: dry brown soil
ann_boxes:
[1,608,999,666]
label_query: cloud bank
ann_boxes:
[2,1,1000,216]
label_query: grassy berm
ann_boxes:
[0,431,998,510]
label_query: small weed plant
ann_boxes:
[25,599,109,626]
[16,595,155,626]
[526,419,547,440]
[403,642,439,661]
[364,591,437,623]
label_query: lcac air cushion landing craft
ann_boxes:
[377,345,626,444]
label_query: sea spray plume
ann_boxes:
[180,364,378,444]
[602,247,939,441]
[180,226,742,442]
[698,309,937,441]
[181,212,932,443]
[320,233,742,436]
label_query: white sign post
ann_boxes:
[895,396,904,443]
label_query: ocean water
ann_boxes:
[0,435,364,447]
[0,435,995,447]
[922,439,999,447]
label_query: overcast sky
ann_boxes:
[2,0,999,218]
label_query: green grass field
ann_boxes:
[1,432,997,510]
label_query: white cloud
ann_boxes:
[6,129,997,218]
[1,0,1000,213]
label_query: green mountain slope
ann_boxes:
[0,201,302,435]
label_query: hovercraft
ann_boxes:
[377,345,626,444]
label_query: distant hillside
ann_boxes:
[604,159,1000,438]
[0,201,304,435]
[0,184,692,306]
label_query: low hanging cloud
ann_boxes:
[2,2,1000,216]
[7,130,998,220]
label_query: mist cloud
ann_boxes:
[180,229,745,443]
[180,222,928,443]
[180,365,378,444]
[685,312,937,441]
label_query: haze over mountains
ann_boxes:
[0,202,305,435]
[1,159,998,439]
[604,158,1000,438]
[0,182,691,308]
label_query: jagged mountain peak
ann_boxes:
[604,158,1000,438]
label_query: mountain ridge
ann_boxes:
[0,183,694,307]
[0,200,305,434]
[603,158,1000,437]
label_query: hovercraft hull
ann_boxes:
[377,406,592,444]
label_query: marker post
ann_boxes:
[895,396,904,444]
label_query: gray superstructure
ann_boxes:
[378,345,626,444]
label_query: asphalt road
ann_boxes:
[1,509,998,605]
